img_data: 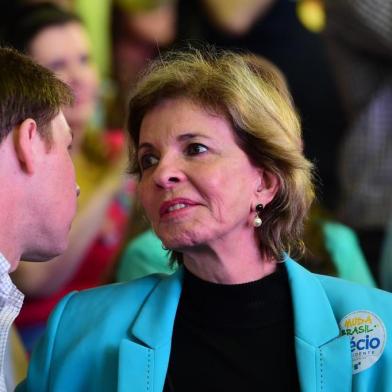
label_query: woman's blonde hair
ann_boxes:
[127,48,315,261]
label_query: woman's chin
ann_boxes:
[156,222,211,251]
[160,235,200,252]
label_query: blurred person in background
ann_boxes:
[3,2,134,352]
[107,0,177,129]
[380,222,392,291]
[0,47,75,391]
[18,48,392,392]
[324,0,392,285]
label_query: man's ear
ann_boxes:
[255,168,280,206]
[13,118,39,175]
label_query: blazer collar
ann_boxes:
[285,256,352,391]
[119,260,352,392]
[132,269,184,349]
[130,257,341,349]
[131,259,341,347]
[285,256,340,345]
[118,270,183,392]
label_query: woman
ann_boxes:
[18,50,392,391]
[116,54,375,288]
[4,2,133,352]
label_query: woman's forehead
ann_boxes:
[138,97,233,143]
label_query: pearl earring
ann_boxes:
[253,204,264,227]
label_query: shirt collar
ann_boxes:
[0,251,23,307]
[0,252,10,277]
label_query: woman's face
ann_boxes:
[137,97,277,251]
[29,22,99,132]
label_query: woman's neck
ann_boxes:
[182,233,277,284]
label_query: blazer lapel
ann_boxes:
[118,270,183,392]
[285,258,352,392]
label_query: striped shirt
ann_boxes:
[0,253,24,392]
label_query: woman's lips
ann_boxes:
[159,198,199,217]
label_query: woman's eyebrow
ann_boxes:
[177,133,212,142]
[137,142,154,151]
[138,133,213,151]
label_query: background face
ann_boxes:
[29,21,99,135]
[112,4,176,96]
[137,97,262,252]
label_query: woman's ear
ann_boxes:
[13,118,39,175]
[255,168,280,206]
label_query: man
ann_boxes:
[0,47,78,391]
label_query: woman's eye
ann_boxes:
[47,59,66,72]
[139,154,159,171]
[79,53,91,65]
[186,143,208,155]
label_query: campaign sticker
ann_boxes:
[339,310,386,374]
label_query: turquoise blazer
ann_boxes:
[18,258,392,391]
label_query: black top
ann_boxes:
[163,264,301,391]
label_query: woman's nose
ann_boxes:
[153,157,185,189]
